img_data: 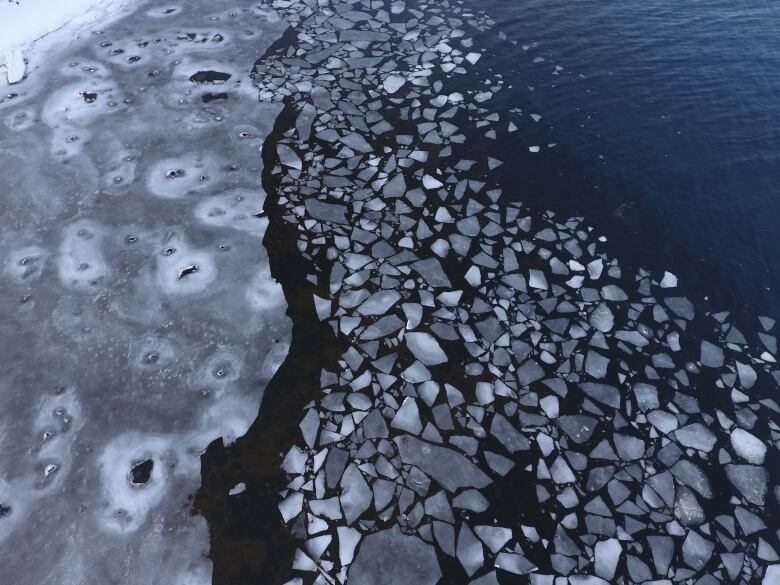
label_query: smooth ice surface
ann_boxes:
[0,2,289,583]
[349,526,441,585]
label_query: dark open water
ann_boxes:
[466,0,780,320]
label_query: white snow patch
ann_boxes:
[0,0,137,84]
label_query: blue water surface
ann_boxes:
[469,0,780,321]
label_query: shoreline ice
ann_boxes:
[0,0,136,84]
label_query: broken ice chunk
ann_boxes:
[4,49,26,84]
[278,144,302,170]
[405,332,447,366]
[340,464,372,524]
[674,423,716,452]
[383,74,407,94]
[394,435,491,492]
[700,341,724,368]
[595,538,621,580]
[349,526,441,585]
[725,464,767,505]
[391,398,423,435]
[660,271,678,288]
[730,428,766,464]
[456,524,484,577]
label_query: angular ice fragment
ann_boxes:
[674,423,716,452]
[337,526,361,566]
[405,332,447,366]
[391,398,423,435]
[474,525,511,553]
[340,464,372,524]
[229,482,246,496]
[595,538,621,580]
[725,464,767,505]
[660,271,678,288]
[383,74,407,94]
[580,382,620,408]
[277,144,302,170]
[495,552,536,575]
[682,531,714,570]
[614,433,645,460]
[700,340,725,368]
[730,428,766,464]
[423,174,444,190]
[394,435,491,492]
[456,524,484,577]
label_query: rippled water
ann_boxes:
[467,0,780,318]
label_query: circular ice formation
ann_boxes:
[130,336,178,372]
[5,246,47,282]
[194,189,265,233]
[57,221,109,288]
[156,245,216,295]
[202,349,242,386]
[97,433,172,533]
[99,149,140,194]
[42,80,124,126]
[146,153,220,199]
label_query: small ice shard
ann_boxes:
[730,428,766,464]
[422,174,444,190]
[405,332,447,366]
[556,416,597,443]
[358,290,401,316]
[228,482,246,496]
[337,526,361,566]
[580,382,620,409]
[4,49,26,84]
[528,146,540,153]
[660,271,678,288]
[528,269,548,290]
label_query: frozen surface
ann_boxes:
[0,1,289,583]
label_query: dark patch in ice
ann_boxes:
[130,459,154,485]
[189,70,232,84]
